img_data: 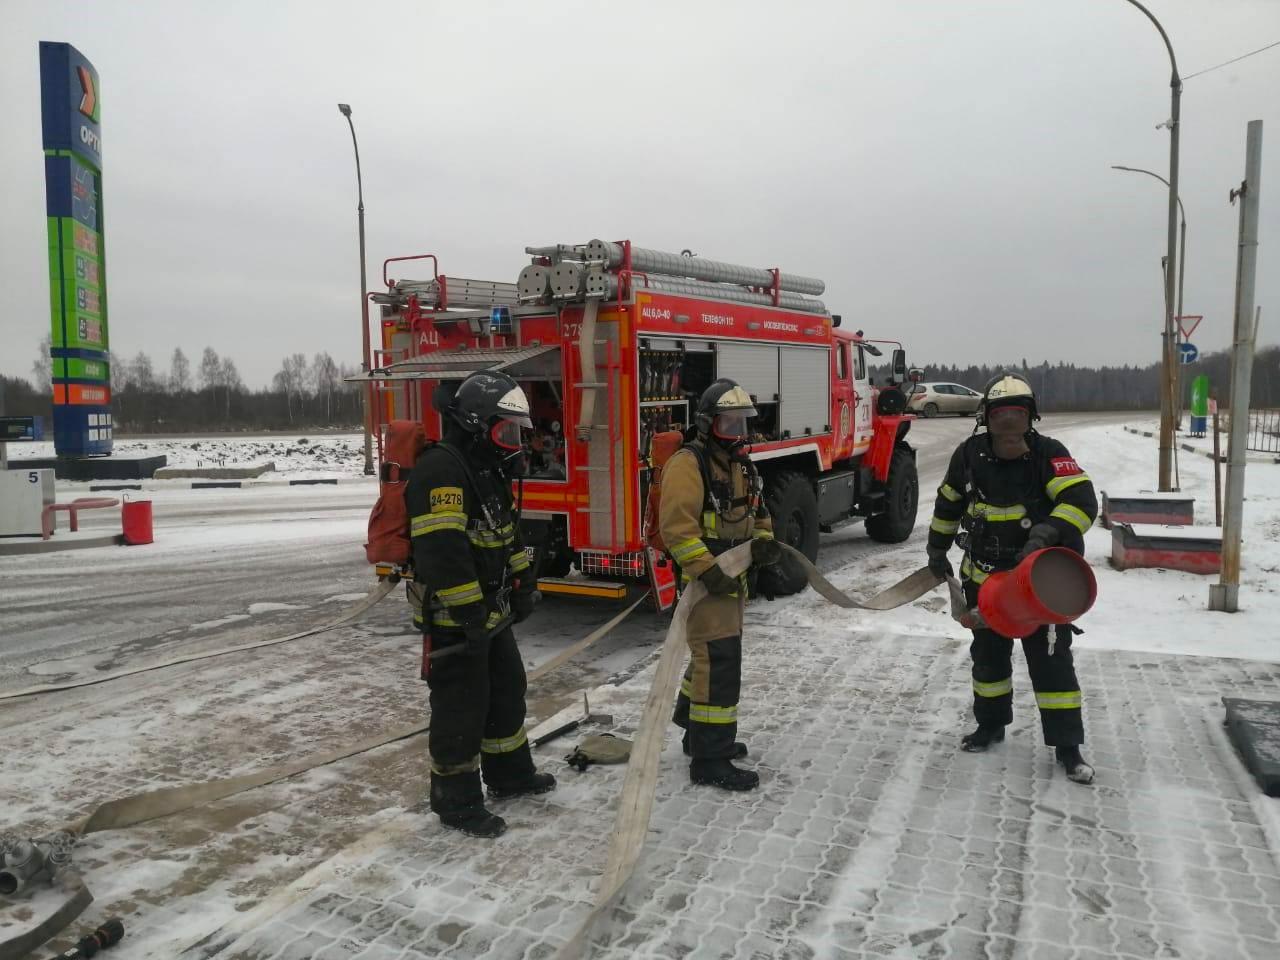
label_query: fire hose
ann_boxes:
[0,580,398,703]
[555,542,944,958]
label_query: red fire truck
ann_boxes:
[363,240,918,608]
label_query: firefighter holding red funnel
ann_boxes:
[925,373,1099,784]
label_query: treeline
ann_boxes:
[5,340,367,433]
[6,343,1280,434]
[874,346,1280,413]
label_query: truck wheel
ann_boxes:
[923,402,939,418]
[866,448,919,543]
[757,471,819,597]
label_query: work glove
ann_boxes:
[927,546,953,579]
[511,587,541,623]
[1016,522,1060,561]
[750,536,782,568]
[699,564,739,596]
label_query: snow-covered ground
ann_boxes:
[3,417,1279,958]
[9,431,368,480]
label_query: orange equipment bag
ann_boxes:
[364,420,428,565]
[641,430,687,554]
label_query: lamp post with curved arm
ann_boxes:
[338,103,374,476]
[1112,164,1187,426]
[1121,0,1182,491]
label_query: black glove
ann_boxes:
[927,546,953,578]
[1017,522,1060,561]
[751,536,782,567]
[511,588,541,623]
[699,565,739,596]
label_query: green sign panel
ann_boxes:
[1190,375,1209,418]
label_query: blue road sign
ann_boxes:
[1179,342,1199,365]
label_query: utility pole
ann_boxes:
[338,103,375,476]
[1209,120,1263,614]
[1122,0,1182,492]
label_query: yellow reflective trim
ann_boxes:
[939,483,963,503]
[481,726,529,754]
[430,755,480,775]
[930,516,960,535]
[671,538,710,563]
[959,556,990,584]
[411,512,466,536]
[752,528,774,540]
[1036,691,1082,710]
[432,609,505,629]
[1045,474,1091,500]
[973,677,1013,698]
[1050,503,1093,533]
[967,502,1028,522]
[688,703,737,725]
[680,678,694,698]
[701,511,718,534]
[436,580,484,606]
[508,551,531,572]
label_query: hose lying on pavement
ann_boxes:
[0,580,399,703]
[555,545,942,959]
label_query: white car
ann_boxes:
[906,382,983,417]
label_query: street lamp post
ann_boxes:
[338,103,375,476]
[1122,0,1182,492]
[1111,164,1187,427]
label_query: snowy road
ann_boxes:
[10,411,1279,960]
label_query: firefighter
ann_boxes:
[659,378,780,791]
[925,373,1098,784]
[405,370,554,838]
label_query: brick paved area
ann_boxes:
[200,628,1280,960]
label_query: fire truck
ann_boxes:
[362,240,919,609]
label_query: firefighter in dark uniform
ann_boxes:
[926,373,1098,784]
[659,379,780,791]
[405,370,555,837]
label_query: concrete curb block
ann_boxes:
[1122,424,1280,465]
[81,477,374,492]
[0,533,124,555]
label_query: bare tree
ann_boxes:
[131,351,157,392]
[313,351,339,423]
[273,353,309,423]
[169,348,192,393]
[219,357,242,419]
[31,334,52,395]
[198,347,221,390]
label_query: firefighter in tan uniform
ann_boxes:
[659,379,780,791]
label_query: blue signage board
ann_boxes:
[40,42,112,456]
[1178,342,1199,365]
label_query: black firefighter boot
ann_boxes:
[430,770,507,839]
[682,730,747,760]
[1055,746,1095,785]
[484,746,557,801]
[690,758,760,792]
[960,724,1006,752]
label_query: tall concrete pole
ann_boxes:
[1209,120,1263,614]
[1122,1,1182,492]
[339,104,375,476]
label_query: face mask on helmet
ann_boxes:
[489,417,526,452]
[712,413,751,442]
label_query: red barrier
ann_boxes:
[977,547,1097,639]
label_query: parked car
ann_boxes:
[906,382,983,417]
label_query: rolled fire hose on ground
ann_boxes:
[555,544,943,959]
[0,580,399,703]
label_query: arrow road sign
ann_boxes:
[1179,342,1199,365]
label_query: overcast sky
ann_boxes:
[2,0,1278,389]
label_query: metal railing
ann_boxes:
[1247,408,1280,454]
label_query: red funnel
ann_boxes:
[977,547,1096,638]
